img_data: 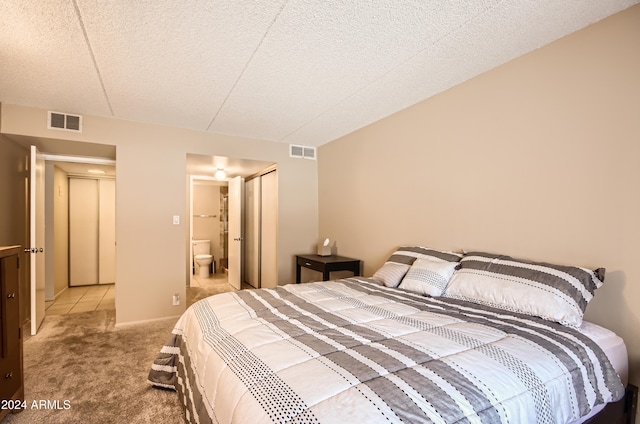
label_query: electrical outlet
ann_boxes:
[172,215,180,225]
[172,294,180,306]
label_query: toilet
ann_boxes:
[192,240,214,278]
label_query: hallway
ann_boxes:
[45,284,115,316]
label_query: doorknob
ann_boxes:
[233,237,243,241]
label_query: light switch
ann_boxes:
[172,215,180,225]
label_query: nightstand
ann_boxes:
[295,254,361,283]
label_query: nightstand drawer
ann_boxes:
[295,254,361,283]
[297,256,324,273]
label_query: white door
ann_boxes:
[228,176,244,291]
[29,145,45,335]
[244,177,260,288]
[69,178,99,286]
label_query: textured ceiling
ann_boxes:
[1,1,637,147]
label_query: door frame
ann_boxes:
[29,145,45,335]
[29,152,116,334]
[186,158,278,291]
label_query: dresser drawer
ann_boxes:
[0,355,22,401]
[0,247,24,413]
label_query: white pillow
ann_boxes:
[443,252,605,327]
[372,262,410,288]
[398,258,458,296]
[371,246,462,288]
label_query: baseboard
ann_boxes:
[114,315,181,328]
[49,285,69,302]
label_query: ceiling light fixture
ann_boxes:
[214,168,226,180]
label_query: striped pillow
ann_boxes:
[372,246,462,288]
[443,252,605,327]
[372,262,410,287]
[398,258,458,296]
[387,246,463,265]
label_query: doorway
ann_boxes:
[43,156,116,318]
[186,154,276,305]
[9,137,117,334]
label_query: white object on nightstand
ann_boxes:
[317,238,332,256]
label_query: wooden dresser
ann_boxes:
[0,246,23,420]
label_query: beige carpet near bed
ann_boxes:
[4,310,185,424]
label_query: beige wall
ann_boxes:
[319,4,640,392]
[53,165,69,296]
[0,131,30,323]
[44,163,55,299]
[44,164,70,299]
[1,104,318,324]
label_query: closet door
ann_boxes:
[260,170,278,289]
[69,178,99,286]
[244,177,260,288]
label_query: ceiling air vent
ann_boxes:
[289,144,316,160]
[48,111,83,132]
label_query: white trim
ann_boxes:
[41,154,115,165]
[115,315,181,328]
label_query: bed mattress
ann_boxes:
[578,321,628,387]
[149,278,626,424]
[570,321,629,424]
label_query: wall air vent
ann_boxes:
[289,144,316,160]
[48,111,83,132]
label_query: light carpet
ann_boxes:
[4,310,184,424]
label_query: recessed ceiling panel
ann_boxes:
[208,0,501,141]
[0,0,112,116]
[75,0,287,130]
[282,0,640,146]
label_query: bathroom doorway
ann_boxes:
[186,154,275,304]
[189,176,227,287]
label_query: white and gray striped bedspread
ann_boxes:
[148,278,624,424]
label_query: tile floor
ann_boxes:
[45,284,115,316]
[194,272,256,290]
[44,272,247,316]
[190,271,232,288]
[187,271,255,306]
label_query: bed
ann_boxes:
[149,247,631,424]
